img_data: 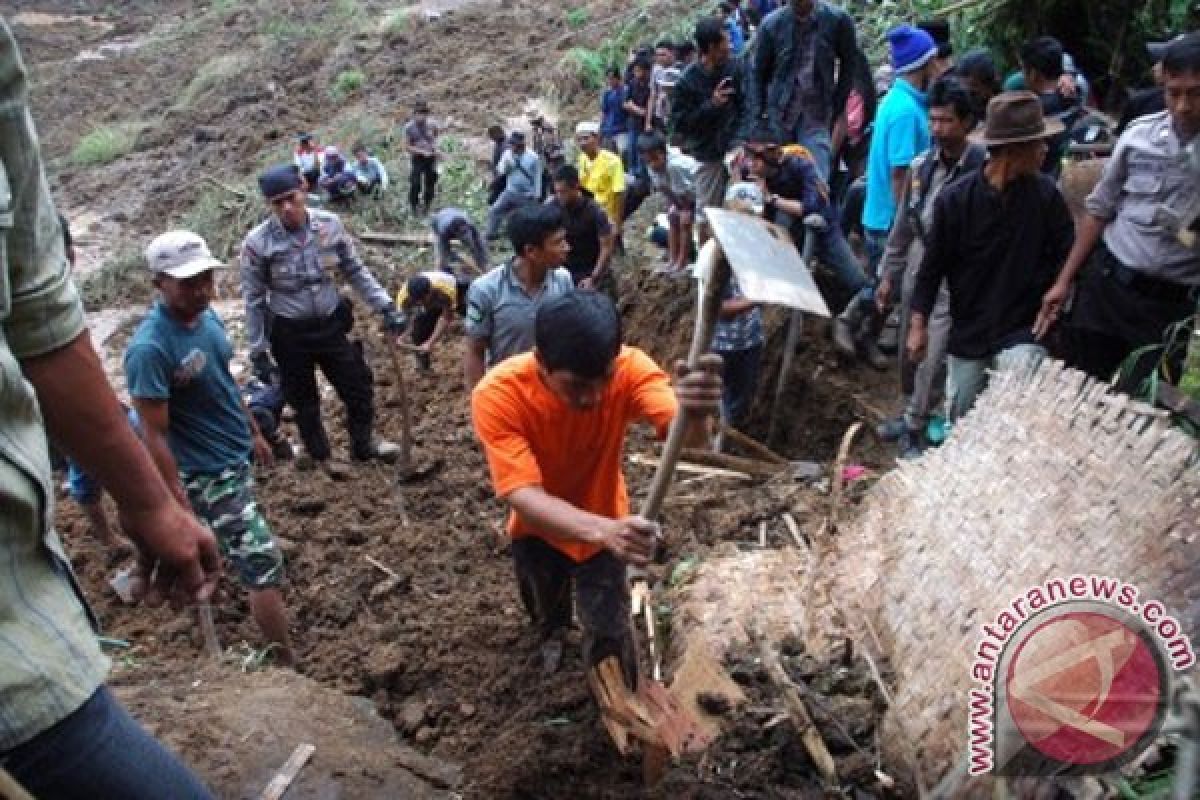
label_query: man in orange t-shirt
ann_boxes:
[471,291,721,681]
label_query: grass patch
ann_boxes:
[559,6,705,92]
[179,182,262,262]
[331,68,366,100]
[78,250,149,310]
[264,16,316,41]
[70,126,136,166]
[564,47,608,90]
[176,53,251,110]
[381,7,412,35]
[565,7,590,28]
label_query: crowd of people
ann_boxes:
[0,5,1197,796]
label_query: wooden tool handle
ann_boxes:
[639,240,730,522]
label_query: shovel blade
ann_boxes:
[704,208,832,318]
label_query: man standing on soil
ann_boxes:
[464,204,574,390]
[1038,33,1200,392]
[548,165,615,293]
[745,0,862,180]
[0,21,219,795]
[908,92,1074,422]
[471,291,722,679]
[430,207,489,275]
[241,164,406,468]
[485,131,543,240]
[873,79,984,460]
[127,230,296,667]
[670,17,745,244]
[575,121,626,239]
[874,77,985,458]
[404,99,439,215]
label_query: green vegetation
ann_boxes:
[850,0,1198,99]
[176,53,251,110]
[565,7,590,29]
[382,7,412,35]
[332,69,367,100]
[78,250,148,310]
[559,5,705,91]
[70,126,136,166]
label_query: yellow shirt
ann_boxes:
[578,149,626,225]
[396,270,457,312]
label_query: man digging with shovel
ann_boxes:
[471,291,722,679]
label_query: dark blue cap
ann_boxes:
[258,164,303,199]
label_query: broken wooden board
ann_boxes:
[360,230,436,245]
[703,207,831,318]
[628,453,752,481]
[260,743,315,800]
[668,635,748,744]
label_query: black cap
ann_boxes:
[919,18,953,59]
[407,274,432,301]
[258,164,304,199]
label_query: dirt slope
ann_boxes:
[15,3,905,797]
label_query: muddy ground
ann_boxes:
[14,2,907,797]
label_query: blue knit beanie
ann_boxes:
[888,25,938,75]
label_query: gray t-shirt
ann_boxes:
[464,260,574,365]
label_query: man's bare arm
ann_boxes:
[22,332,219,604]
[465,336,488,391]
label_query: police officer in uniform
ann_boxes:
[1037,33,1200,391]
[241,165,406,466]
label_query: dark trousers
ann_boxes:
[1066,244,1197,393]
[409,155,437,211]
[269,304,375,460]
[511,537,638,686]
[718,344,763,427]
[1,687,213,800]
[302,168,320,193]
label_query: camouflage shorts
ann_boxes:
[182,464,284,589]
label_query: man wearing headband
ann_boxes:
[241,164,406,468]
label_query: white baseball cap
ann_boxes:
[144,230,225,278]
[575,120,601,137]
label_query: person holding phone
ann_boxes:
[669,17,746,244]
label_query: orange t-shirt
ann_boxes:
[471,346,678,563]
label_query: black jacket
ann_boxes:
[913,169,1074,359]
[670,59,748,163]
[743,1,862,141]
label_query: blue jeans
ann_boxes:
[0,686,213,800]
[775,210,868,297]
[794,125,833,183]
[855,227,890,304]
[946,344,1046,422]
[717,344,763,427]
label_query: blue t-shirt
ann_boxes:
[862,79,930,232]
[601,87,627,136]
[125,302,252,475]
[67,407,141,504]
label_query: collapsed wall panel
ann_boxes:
[830,360,1199,789]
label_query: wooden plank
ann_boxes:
[259,742,316,800]
[359,231,434,246]
[757,640,838,785]
[720,424,788,465]
[680,447,784,478]
[782,513,807,550]
[628,453,752,481]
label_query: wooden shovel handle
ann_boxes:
[639,240,730,522]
